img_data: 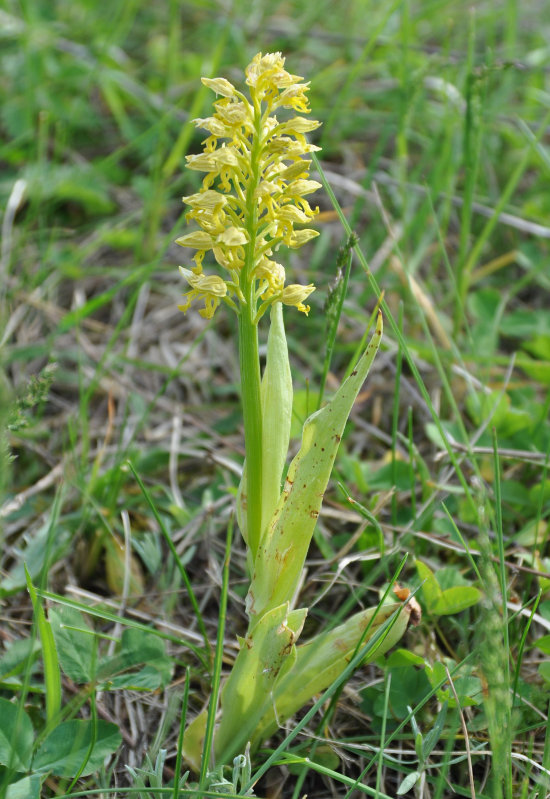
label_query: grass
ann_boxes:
[1,0,550,797]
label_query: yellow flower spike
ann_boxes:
[177,51,321,322]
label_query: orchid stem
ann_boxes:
[237,306,263,561]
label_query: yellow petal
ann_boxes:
[201,77,236,98]
[216,227,249,246]
[279,117,321,134]
[175,231,214,249]
[179,266,228,296]
[287,229,319,248]
[182,189,228,209]
[277,206,310,224]
[193,116,228,137]
[286,179,322,196]
[281,283,315,314]
[186,147,239,171]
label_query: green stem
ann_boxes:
[238,309,262,559]
[238,96,264,561]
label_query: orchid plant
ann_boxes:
[176,52,416,772]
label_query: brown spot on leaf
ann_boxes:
[393,584,410,601]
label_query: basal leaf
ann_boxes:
[214,602,307,763]
[248,314,383,618]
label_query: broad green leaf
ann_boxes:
[415,560,442,611]
[248,601,412,753]
[466,390,532,437]
[0,638,40,681]
[515,519,548,547]
[499,308,550,338]
[436,566,473,591]
[106,665,164,690]
[431,586,481,615]
[0,698,34,771]
[534,634,550,655]
[386,648,425,668]
[538,662,550,683]
[33,720,121,777]
[50,607,95,684]
[5,775,41,799]
[0,520,71,596]
[377,666,431,720]
[248,314,383,618]
[450,675,482,707]
[98,627,171,685]
[366,460,412,491]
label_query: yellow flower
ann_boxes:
[177,52,321,320]
[281,283,315,315]
[178,267,228,319]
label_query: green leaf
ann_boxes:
[260,302,293,539]
[49,607,95,684]
[5,775,41,799]
[499,309,550,338]
[431,586,481,615]
[98,627,171,686]
[415,560,442,611]
[386,648,425,668]
[533,634,550,655]
[397,771,421,794]
[248,314,383,618]
[378,666,432,720]
[421,702,448,760]
[0,638,40,681]
[25,567,62,722]
[106,665,163,690]
[0,698,34,771]
[211,602,306,763]
[436,567,473,591]
[466,390,532,437]
[0,520,71,596]
[237,302,293,549]
[538,662,550,683]
[33,720,121,777]
[365,460,411,491]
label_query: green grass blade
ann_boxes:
[25,565,62,723]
